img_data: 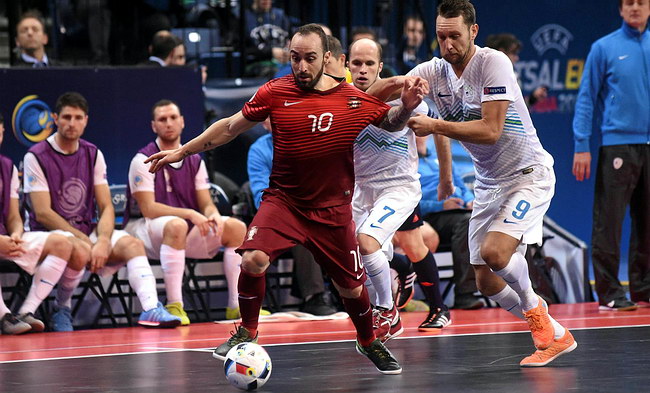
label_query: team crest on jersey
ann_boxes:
[483,86,506,95]
[464,84,477,100]
[247,226,258,241]
[348,96,362,109]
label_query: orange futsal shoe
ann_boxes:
[520,330,577,367]
[523,297,554,350]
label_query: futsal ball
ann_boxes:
[223,343,272,391]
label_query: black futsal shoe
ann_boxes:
[356,338,402,374]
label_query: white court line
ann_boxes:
[2,313,645,356]
[2,322,649,364]
[0,336,225,355]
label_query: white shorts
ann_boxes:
[125,216,223,260]
[87,228,132,276]
[469,166,555,265]
[4,231,58,275]
[353,181,421,256]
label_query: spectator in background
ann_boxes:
[485,33,548,106]
[13,10,65,67]
[247,118,337,316]
[143,30,183,66]
[0,112,76,335]
[244,0,292,78]
[416,135,482,310]
[23,92,181,331]
[396,15,428,74]
[572,0,650,311]
[126,99,249,323]
[169,38,186,66]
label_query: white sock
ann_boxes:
[223,247,241,309]
[549,314,566,339]
[489,285,566,339]
[126,256,159,311]
[488,285,524,320]
[492,252,538,311]
[0,282,10,315]
[19,255,67,314]
[362,249,393,310]
[56,267,85,309]
[159,244,185,305]
[538,297,566,339]
[364,276,378,306]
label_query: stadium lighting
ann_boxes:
[188,32,201,43]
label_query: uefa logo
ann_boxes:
[12,95,55,147]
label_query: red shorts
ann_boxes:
[238,190,365,289]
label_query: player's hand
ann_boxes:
[188,211,213,237]
[572,152,591,181]
[400,77,427,111]
[466,200,474,210]
[145,149,186,173]
[443,197,464,210]
[89,237,111,273]
[0,235,26,257]
[207,213,225,239]
[437,179,455,201]
[9,233,24,245]
[408,113,435,136]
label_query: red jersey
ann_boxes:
[242,75,390,208]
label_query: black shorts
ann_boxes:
[397,204,424,231]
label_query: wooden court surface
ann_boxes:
[2,302,650,392]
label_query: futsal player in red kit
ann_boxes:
[147,24,427,374]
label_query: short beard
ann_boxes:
[294,65,324,90]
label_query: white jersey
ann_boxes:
[353,99,428,188]
[408,46,554,187]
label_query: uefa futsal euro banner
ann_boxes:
[0,67,204,185]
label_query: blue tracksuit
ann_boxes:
[573,21,650,152]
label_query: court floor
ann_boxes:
[2,302,650,393]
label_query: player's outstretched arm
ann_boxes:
[378,77,428,132]
[409,100,508,144]
[366,76,429,102]
[146,111,258,172]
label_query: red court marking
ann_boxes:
[1,302,649,363]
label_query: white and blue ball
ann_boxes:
[223,343,272,391]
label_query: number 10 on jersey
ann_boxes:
[308,113,334,132]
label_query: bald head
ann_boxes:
[348,38,384,91]
[349,38,382,63]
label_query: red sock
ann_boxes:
[341,287,376,347]
[238,268,266,334]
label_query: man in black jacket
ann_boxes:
[13,10,64,67]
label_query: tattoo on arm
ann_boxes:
[378,105,412,132]
[182,150,195,158]
[202,141,213,150]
